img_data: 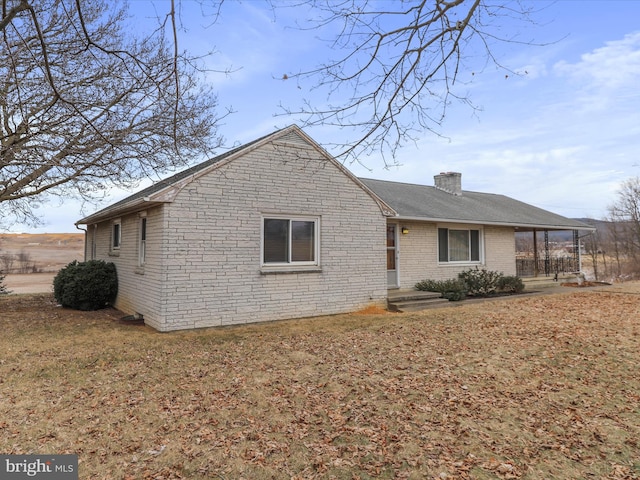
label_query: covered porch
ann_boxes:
[515,227,583,278]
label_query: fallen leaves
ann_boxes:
[1,286,640,478]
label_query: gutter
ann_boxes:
[75,197,163,226]
[393,215,596,231]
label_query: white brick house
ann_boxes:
[360,175,593,289]
[77,126,592,331]
[76,126,394,331]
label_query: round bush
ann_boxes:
[497,275,525,294]
[53,260,118,310]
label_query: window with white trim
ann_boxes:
[438,227,482,263]
[91,225,97,260]
[262,216,319,266]
[138,215,147,266]
[111,219,121,251]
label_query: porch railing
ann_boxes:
[516,256,578,278]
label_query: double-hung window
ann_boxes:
[111,219,121,251]
[262,216,319,266]
[138,216,147,266]
[438,227,481,263]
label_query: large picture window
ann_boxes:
[263,217,318,265]
[438,227,481,263]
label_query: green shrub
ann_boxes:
[0,270,8,295]
[441,289,467,302]
[415,279,440,292]
[53,260,118,311]
[497,275,525,294]
[415,278,467,301]
[458,267,503,297]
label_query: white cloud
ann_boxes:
[554,31,640,92]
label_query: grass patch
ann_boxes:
[1,286,640,479]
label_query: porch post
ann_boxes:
[533,229,538,277]
[544,230,550,276]
[573,230,580,272]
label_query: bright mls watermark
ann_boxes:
[0,455,78,479]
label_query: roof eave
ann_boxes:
[75,198,166,226]
[394,215,596,231]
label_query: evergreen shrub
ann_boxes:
[0,270,8,295]
[53,260,118,310]
[458,267,502,297]
[497,275,525,294]
[415,278,467,301]
[417,269,525,302]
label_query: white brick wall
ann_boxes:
[396,221,516,288]
[89,134,388,331]
[87,207,166,329]
[83,131,521,331]
[484,225,517,276]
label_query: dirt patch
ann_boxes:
[561,281,612,288]
[353,305,392,315]
[4,272,57,294]
[1,284,640,479]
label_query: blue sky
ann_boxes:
[14,0,640,233]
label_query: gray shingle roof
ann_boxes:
[359,178,593,230]
[93,133,270,213]
[76,122,591,232]
[76,126,396,225]
[75,130,283,225]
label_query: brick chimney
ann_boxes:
[434,172,462,196]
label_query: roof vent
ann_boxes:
[434,172,462,196]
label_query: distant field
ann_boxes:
[0,233,84,274]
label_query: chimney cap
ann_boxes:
[434,172,462,196]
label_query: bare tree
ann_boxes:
[604,211,625,278]
[607,177,640,278]
[277,0,545,164]
[1,0,225,226]
[15,249,33,273]
[0,270,8,294]
[583,230,601,281]
[0,252,15,273]
[0,241,10,292]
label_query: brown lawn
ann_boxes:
[1,286,639,479]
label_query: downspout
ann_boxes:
[75,223,87,261]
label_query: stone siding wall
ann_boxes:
[397,222,516,288]
[154,138,387,330]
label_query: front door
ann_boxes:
[387,224,398,288]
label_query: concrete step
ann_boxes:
[388,289,442,301]
[388,297,450,312]
[522,274,577,289]
[387,289,450,312]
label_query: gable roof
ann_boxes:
[76,125,395,225]
[359,178,594,231]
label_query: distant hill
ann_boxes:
[515,218,603,243]
[0,233,84,273]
